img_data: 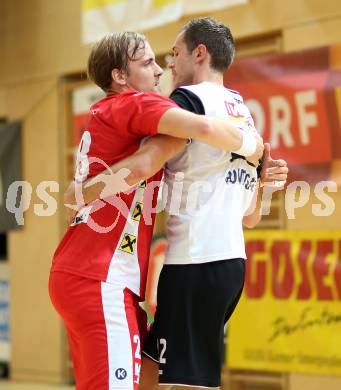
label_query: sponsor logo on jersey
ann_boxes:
[224,101,245,118]
[139,180,147,188]
[70,205,92,226]
[115,368,127,380]
[225,168,257,191]
[90,108,100,115]
[119,233,137,254]
[131,202,143,222]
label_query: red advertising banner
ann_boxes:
[225,45,341,183]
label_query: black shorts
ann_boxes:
[142,258,245,388]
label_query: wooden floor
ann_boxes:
[0,382,74,390]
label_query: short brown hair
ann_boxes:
[87,32,146,92]
[181,17,235,72]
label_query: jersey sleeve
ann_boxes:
[169,88,205,115]
[112,90,178,137]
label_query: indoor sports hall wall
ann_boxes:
[0,0,341,388]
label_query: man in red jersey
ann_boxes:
[49,32,263,390]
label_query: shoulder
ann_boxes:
[109,90,177,116]
[225,87,244,103]
[120,89,174,103]
[170,88,205,114]
[226,87,240,95]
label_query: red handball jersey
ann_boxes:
[51,89,177,299]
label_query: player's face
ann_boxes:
[126,41,163,92]
[169,32,195,88]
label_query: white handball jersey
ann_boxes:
[163,81,258,265]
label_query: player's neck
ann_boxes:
[107,84,130,96]
[192,68,224,86]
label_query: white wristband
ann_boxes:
[234,132,256,157]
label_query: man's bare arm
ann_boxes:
[64,135,186,211]
[242,184,263,229]
[157,107,263,165]
[243,143,289,228]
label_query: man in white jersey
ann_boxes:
[139,18,288,390]
[65,18,287,390]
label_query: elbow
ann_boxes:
[243,221,257,229]
[198,118,214,139]
[129,158,154,184]
[129,166,149,184]
[243,215,261,229]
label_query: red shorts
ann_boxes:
[49,271,147,390]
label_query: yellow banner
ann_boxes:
[184,0,247,14]
[83,0,125,11]
[153,0,178,9]
[227,230,341,375]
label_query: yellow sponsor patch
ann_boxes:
[132,202,143,222]
[139,180,147,189]
[119,233,137,255]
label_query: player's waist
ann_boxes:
[164,249,247,265]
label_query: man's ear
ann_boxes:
[111,68,127,86]
[193,44,208,64]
